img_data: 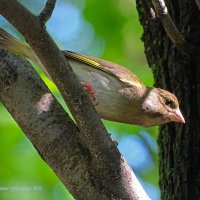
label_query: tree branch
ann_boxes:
[0,0,112,171]
[0,50,150,199]
[39,0,56,26]
[151,0,192,53]
[0,1,151,199]
[0,50,104,199]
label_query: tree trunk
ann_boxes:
[136,1,200,199]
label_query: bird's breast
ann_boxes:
[69,59,138,122]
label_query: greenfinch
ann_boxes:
[0,28,185,127]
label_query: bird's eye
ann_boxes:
[165,99,174,107]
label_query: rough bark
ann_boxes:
[136,0,200,199]
[0,50,104,199]
[0,0,114,167]
[0,49,150,199]
[0,1,148,199]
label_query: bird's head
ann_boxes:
[141,88,185,127]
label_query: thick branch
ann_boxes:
[151,0,191,53]
[0,50,150,200]
[39,0,56,26]
[0,1,151,199]
[0,50,104,199]
[0,0,113,171]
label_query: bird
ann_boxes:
[0,28,185,127]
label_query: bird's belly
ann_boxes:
[69,59,129,121]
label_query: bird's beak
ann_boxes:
[169,108,185,124]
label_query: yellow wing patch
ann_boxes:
[65,51,100,68]
[64,51,144,89]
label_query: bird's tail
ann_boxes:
[0,28,48,75]
[0,29,36,62]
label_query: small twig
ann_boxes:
[195,0,200,10]
[141,0,156,20]
[151,0,192,53]
[39,0,56,26]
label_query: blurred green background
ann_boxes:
[0,0,159,199]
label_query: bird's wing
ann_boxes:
[63,51,144,89]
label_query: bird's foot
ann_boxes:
[81,81,99,106]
